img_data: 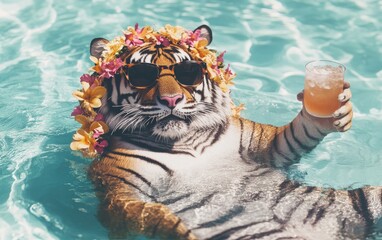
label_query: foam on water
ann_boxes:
[1,0,382,239]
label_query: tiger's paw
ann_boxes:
[332,86,353,132]
[140,202,197,240]
[297,81,353,133]
[99,194,197,240]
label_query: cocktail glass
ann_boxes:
[304,60,346,118]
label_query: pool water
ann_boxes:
[1,0,381,239]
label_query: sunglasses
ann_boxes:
[122,60,207,89]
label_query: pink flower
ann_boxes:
[93,127,104,138]
[206,51,226,78]
[217,51,226,65]
[211,62,220,75]
[156,35,170,47]
[223,64,236,87]
[134,23,142,34]
[213,67,221,76]
[124,25,144,48]
[71,106,84,116]
[125,35,144,48]
[80,74,96,85]
[92,121,108,138]
[225,64,233,75]
[100,58,124,78]
[182,29,202,46]
[94,139,108,153]
[94,113,104,122]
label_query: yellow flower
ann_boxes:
[219,81,228,93]
[138,26,155,42]
[72,82,106,113]
[223,67,236,88]
[89,56,103,74]
[102,35,126,62]
[70,129,96,152]
[124,25,155,45]
[202,53,218,81]
[159,24,187,43]
[231,103,245,118]
[190,38,210,59]
[74,115,109,133]
[214,66,236,92]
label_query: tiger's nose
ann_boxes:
[159,94,184,109]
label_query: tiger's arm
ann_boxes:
[243,82,353,168]
[88,151,196,240]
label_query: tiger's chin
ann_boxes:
[152,118,189,140]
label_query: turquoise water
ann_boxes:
[1,0,381,239]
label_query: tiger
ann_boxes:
[85,25,381,240]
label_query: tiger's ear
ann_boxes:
[194,25,213,45]
[90,38,109,59]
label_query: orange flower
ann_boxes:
[124,24,155,48]
[72,82,106,113]
[202,53,218,81]
[231,103,245,118]
[70,129,96,153]
[74,115,109,133]
[159,24,187,43]
[214,65,236,92]
[191,38,210,59]
[90,56,103,74]
[138,26,155,42]
[124,24,153,39]
[102,36,126,62]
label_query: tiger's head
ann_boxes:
[90,25,231,141]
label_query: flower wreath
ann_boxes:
[70,24,244,158]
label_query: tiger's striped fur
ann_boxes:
[88,26,371,240]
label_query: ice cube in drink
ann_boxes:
[304,62,345,118]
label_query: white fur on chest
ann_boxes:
[142,125,241,176]
[112,124,243,187]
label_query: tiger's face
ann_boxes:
[91,26,231,140]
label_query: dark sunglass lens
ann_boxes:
[128,64,158,87]
[174,61,203,86]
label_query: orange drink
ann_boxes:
[304,60,345,118]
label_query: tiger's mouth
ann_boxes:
[158,114,186,122]
[154,114,189,130]
[151,114,190,139]
[155,108,189,121]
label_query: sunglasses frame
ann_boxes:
[121,60,207,89]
